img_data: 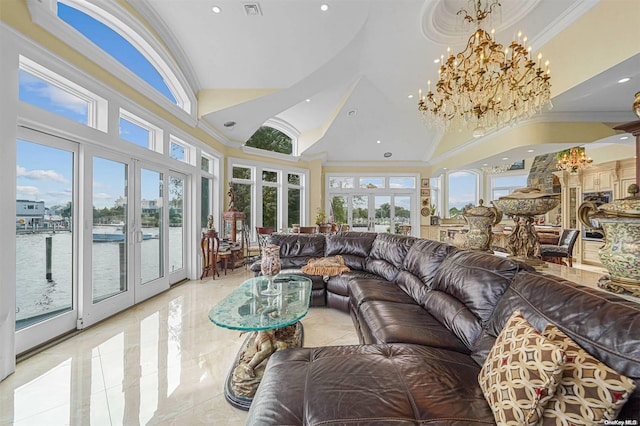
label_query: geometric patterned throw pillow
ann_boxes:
[541,325,636,425]
[478,311,567,426]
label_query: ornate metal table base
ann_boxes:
[225,323,303,410]
[598,275,640,298]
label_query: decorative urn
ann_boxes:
[492,188,560,260]
[578,184,640,295]
[463,199,502,252]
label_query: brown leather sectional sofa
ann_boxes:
[247,232,640,424]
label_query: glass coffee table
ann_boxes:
[209,274,311,410]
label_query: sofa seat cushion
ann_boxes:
[357,300,471,353]
[246,344,495,426]
[326,270,380,297]
[349,278,416,310]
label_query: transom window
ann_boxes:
[18,56,107,131]
[119,109,163,152]
[245,126,293,155]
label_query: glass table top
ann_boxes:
[208,274,312,331]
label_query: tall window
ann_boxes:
[230,159,307,233]
[287,173,302,227]
[447,171,478,218]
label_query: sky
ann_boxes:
[17,2,176,212]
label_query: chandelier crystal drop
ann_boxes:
[556,147,593,174]
[418,0,552,136]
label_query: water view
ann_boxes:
[15,227,183,325]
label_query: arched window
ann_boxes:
[27,0,194,115]
[245,126,293,155]
[57,2,176,104]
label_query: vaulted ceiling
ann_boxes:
[132,0,640,169]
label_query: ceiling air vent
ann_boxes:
[243,3,262,16]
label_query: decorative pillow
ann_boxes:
[541,324,636,425]
[478,311,566,425]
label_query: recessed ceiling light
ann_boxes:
[223,121,236,127]
[482,163,488,166]
[407,94,414,99]
[443,167,448,170]
[618,77,631,83]
[305,98,311,102]
[376,140,381,144]
[434,59,440,64]
[501,157,509,160]
[320,4,329,11]
[212,5,221,13]
[383,152,392,158]
[527,149,535,153]
[620,136,629,140]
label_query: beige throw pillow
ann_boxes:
[541,324,636,425]
[478,311,566,425]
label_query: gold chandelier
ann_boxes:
[418,0,552,137]
[556,147,593,174]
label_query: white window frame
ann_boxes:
[445,170,480,218]
[19,55,108,132]
[26,0,196,123]
[229,157,309,234]
[119,108,163,153]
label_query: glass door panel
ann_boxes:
[351,195,369,230]
[330,196,348,229]
[374,196,391,233]
[168,174,184,274]
[140,168,163,284]
[15,140,75,331]
[262,186,278,230]
[92,157,128,303]
[395,195,412,235]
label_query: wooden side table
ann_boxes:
[201,230,220,279]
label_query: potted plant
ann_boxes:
[315,209,327,225]
[429,204,439,225]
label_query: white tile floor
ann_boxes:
[0,269,359,426]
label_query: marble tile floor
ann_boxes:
[0,269,359,426]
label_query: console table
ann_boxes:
[209,274,311,409]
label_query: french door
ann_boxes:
[81,149,172,328]
[15,131,79,354]
[329,193,414,234]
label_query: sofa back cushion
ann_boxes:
[365,233,416,281]
[325,231,377,271]
[266,233,326,269]
[471,271,640,420]
[395,239,459,306]
[424,251,525,350]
